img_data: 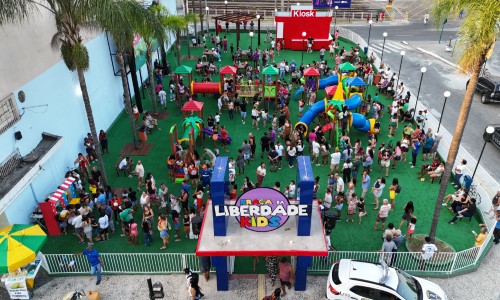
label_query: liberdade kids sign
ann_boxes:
[214,188,309,232]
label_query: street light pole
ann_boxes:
[249,31,254,48]
[367,19,373,44]
[301,31,306,65]
[224,0,227,14]
[395,51,405,90]
[257,15,261,46]
[205,7,209,35]
[472,126,495,180]
[413,67,426,113]
[334,6,339,33]
[437,91,450,133]
[380,32,388,62]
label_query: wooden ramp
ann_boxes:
[257,274,266,300]
[119,143,154,156]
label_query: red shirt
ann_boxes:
[221,129,228,139]
[110,198,121,210]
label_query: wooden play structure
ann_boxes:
[174,65,193,108]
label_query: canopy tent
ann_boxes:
[174,65,193,74]
[303,67,320,77]
[219,65,237,75]
[0,224,47,273]
[181,100,204,119]
[325,86,337,96]
[346,77,367,87]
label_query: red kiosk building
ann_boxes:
[274,6,333,51]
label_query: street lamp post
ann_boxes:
[380,32,388,62]
[334,6,339,33]
[367,19,373,44]
[249,31,254,48]
[395,50,405,90]
[472,126,495,180]
[301,31,307,65]
[413,67,426,113]
[205,7,209,35]
[257,15,261,46]
[224,0,227,14]
[437,91,450,133]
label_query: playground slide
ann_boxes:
[351,113,372,132]
[292,75,339,101]
[202,127,232,144]
[191,82,221,94]
[295,100,326,132]
[179,127,196,144]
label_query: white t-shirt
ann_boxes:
[275,145,284,156]
[289,184,296,195]
[312,141,320,154]
[72,215,83,228]
[98,215,109,229]
[135,164,145,177]
[158,90,167,101]
[336,177,345,193]
[324,193,333,208]
[271,40,275,48]
[330,152,341,164]
[455,164,465,175]
[287,146,296,157]
[257,166,266,177]
[378,204,392,218]
[422,243,438,260]
[118,158,127,169]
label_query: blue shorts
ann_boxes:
[241,111,247,118]
[160,229,169,239]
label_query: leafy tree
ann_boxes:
[428,0,499,241]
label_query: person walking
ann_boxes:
[81,243,104,285]
[373,199,391,231]
[494,210,500,245]
[256,162,267,187]
[278,257,294,297]
[399,201,414,229]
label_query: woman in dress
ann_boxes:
[346,193,357,223]
[388,178,399,210]
[401,135,410,162]
[129,220,139,246]
[265,256,279,286]
[98,130,108,154]
[392,141,402,169]
[399,201,414,229]
[189,208,197,239]
[157,214,170,250]
[371,177,386,210]
[143,205,154,234]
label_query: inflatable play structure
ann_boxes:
[295,74,379,144]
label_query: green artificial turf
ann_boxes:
[41,30,480,274]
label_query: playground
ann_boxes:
[38,10,488,293]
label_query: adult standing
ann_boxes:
[453,159,467,188]
[256,162,267,187]
[134,160,145,190]
[410,138,421,168]
[334,173,344,194]
[341,159,353,183]
[278,257,294,297]
[361,171,371,199]
[249,133,257,159]
[286,142,296,168]
[265,256,279,286]
[493,210,500,245]
[199,256,211,281]
[81,243,104,285]
[371,177,386,210]
[419,236,438,270]
[380,146,392,177]
[380,236,397,266]
[157,214,170,250]
[388,178,399,209]
[203,147,217,167]
[373,199,391,231]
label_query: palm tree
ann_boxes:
[428,0,499,241]
[184,12,199,59]
[0,0,141,187]
[163,15,188,67]
[101,1,162,149]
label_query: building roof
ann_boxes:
[181,100,204,112]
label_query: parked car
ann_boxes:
[483,124,500,150]
[466,76,500,103]
[327,259,448,300]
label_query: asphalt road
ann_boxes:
[343,21,500,183]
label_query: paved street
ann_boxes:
[343,21,500,183]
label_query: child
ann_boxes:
[183,213,190,238]
[214,112,221,125]
[298,99,305,117]
[346,194,357,223]
[58,210,69,235]
[228,100,234,120]
[217,96,223,114]
[357,197,367,224]
[170,194,180,213]
[142,220,152,247]
[169,82,175,102]
[283,186,290,199]
[406,216,417,238]
[172,210,181,241]
[129,220,139,246]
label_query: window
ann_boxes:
[350,285,401,300]
[0,94,20,134]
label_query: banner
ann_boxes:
[5,276,29,299]
[312,0,352,9]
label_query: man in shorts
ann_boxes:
[419,236,438,270]
[380,146,392,177]
[71,211,85,243]
[268,145,279,172]
[278,257,294,296]
[373,199,391,230]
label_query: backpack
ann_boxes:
[395,184,401,193]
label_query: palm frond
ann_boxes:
[0,0,41,25]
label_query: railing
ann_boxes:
[41,252,234,275]
[309,247,482,275]
[0,148,22,180]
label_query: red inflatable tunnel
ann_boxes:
[191,82,221,94]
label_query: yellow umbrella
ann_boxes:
[0,224,47,273]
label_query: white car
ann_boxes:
[327,259,448,300]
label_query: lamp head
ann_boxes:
[257,14,260,19]
[486,126,495,134]
[401,51,405,56]
[335,5,338,9]
[383,32,388,37]
[224,0,227,4]
[297,2,300,6]
[249,31,254,37]
[421,67,427,73]
[369,20,373,25]
[302,31,306,37]
[444,91,451,98]
[205,6,209,11]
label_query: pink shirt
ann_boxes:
[279,262,292,282]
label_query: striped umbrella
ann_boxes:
[0,224,47,273]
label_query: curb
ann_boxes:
[416,47,459,69]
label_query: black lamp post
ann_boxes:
[249,31,254,48]
[437,91,450,133]
[380,32,388,62]
[257,15,261,46]
[413,67,426,113]
[472,126,495,180]
[301,31,306,65]
[224,0,227,14]
[367,19,373,44]
[395,50,405,89]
